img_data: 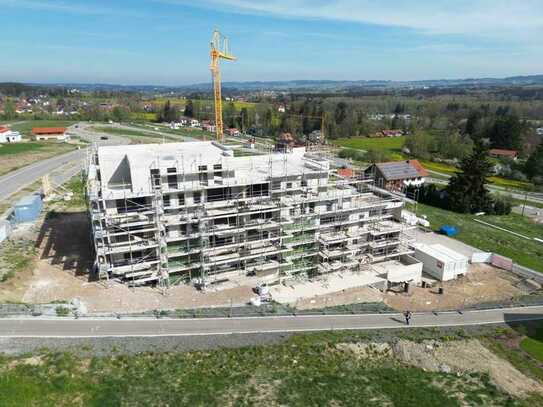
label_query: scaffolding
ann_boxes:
[87,142,415,289]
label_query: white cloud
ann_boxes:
[171,0,543,38]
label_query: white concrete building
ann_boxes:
[86,141,416,287]
[0,127,22,143]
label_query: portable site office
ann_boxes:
[414,243,469,281]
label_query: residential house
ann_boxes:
[227,128,240,137]
[190,119,200,128]
[381,130,403,138]
[536,127,543,136]
[277,104,286,113]
[32,127,69,141]
[0,126,22,143]
[365,160,428,192]
[488,149,518,160]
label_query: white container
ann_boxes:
[414,244,468,281]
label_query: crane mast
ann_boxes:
[210,30,236,142]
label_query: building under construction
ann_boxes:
[86,141,417,288]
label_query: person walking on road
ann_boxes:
[404,310,412,325]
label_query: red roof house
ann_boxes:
[488,149,518,160]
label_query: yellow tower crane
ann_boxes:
[210,30,236,143]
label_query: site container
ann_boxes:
[414,243,468,281]
[13,194,43,224]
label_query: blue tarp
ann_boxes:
[439,224,458,237]
[14,194,42,223]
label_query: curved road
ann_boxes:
[1,306,542,338]
[0,123,130,202]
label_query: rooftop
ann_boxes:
[488,148,518,157]
[32,127,67,135]
[94,141,329,198]
[375,160,424,181]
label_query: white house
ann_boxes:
[536,127,543,136]
[190,119,200,128]
[0,126,22,143]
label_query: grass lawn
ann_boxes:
[520,323,543,363]
[129,112,158,122]
[9,120,77,136]
[335,136,406,160]
[0,327,538,406]
[488,176,534,191]
[420,160,459,176]
[0,142,46,155]
[413,203,543,272]
[0,142,77,176]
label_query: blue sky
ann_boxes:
[0,0,541,85]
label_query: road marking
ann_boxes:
[2,315,543,338]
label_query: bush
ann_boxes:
[55,306,71,317]
[491,194,512,215]
[338,148,366,161]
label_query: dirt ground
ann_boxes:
[2,211,254,312]
[295,286,383,310]
[384,263,525,311]
[393,338,543,397]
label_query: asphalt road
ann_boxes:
[0,123,131,203]
[1,306,542,338]
[0,148,85,201]
[427,170,543,205]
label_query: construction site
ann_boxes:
[2,29,540,314]
[86,141,419,290]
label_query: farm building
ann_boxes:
[488,149,518,160]
[32,127,69,141]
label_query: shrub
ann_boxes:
[55,306,71,317]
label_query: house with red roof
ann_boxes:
[0,126,22,143]
[32,127,70,141]
[488,149,518,160]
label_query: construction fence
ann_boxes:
[2,295,543,319]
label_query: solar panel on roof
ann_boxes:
[376,161,420,181]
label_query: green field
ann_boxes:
[0,142,46,155]
[2,326,542,406]
[520,325,543,363]
[335,136,406,157]
[8,120,77,136]
[413,203,543,272]
[129,112,159,122]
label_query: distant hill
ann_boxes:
[14,74,543,94]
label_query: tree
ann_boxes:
[404,132,433,159]
[184,99,194,117]
[486,112,523,149]
[334,102,347,125]
[525,142,543,181]
[240,107,249,132]
[160,100,178,123]
[112,106,129,123]
[3,99,16,120]
[445,142,494,213]
[464,110,482,139]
